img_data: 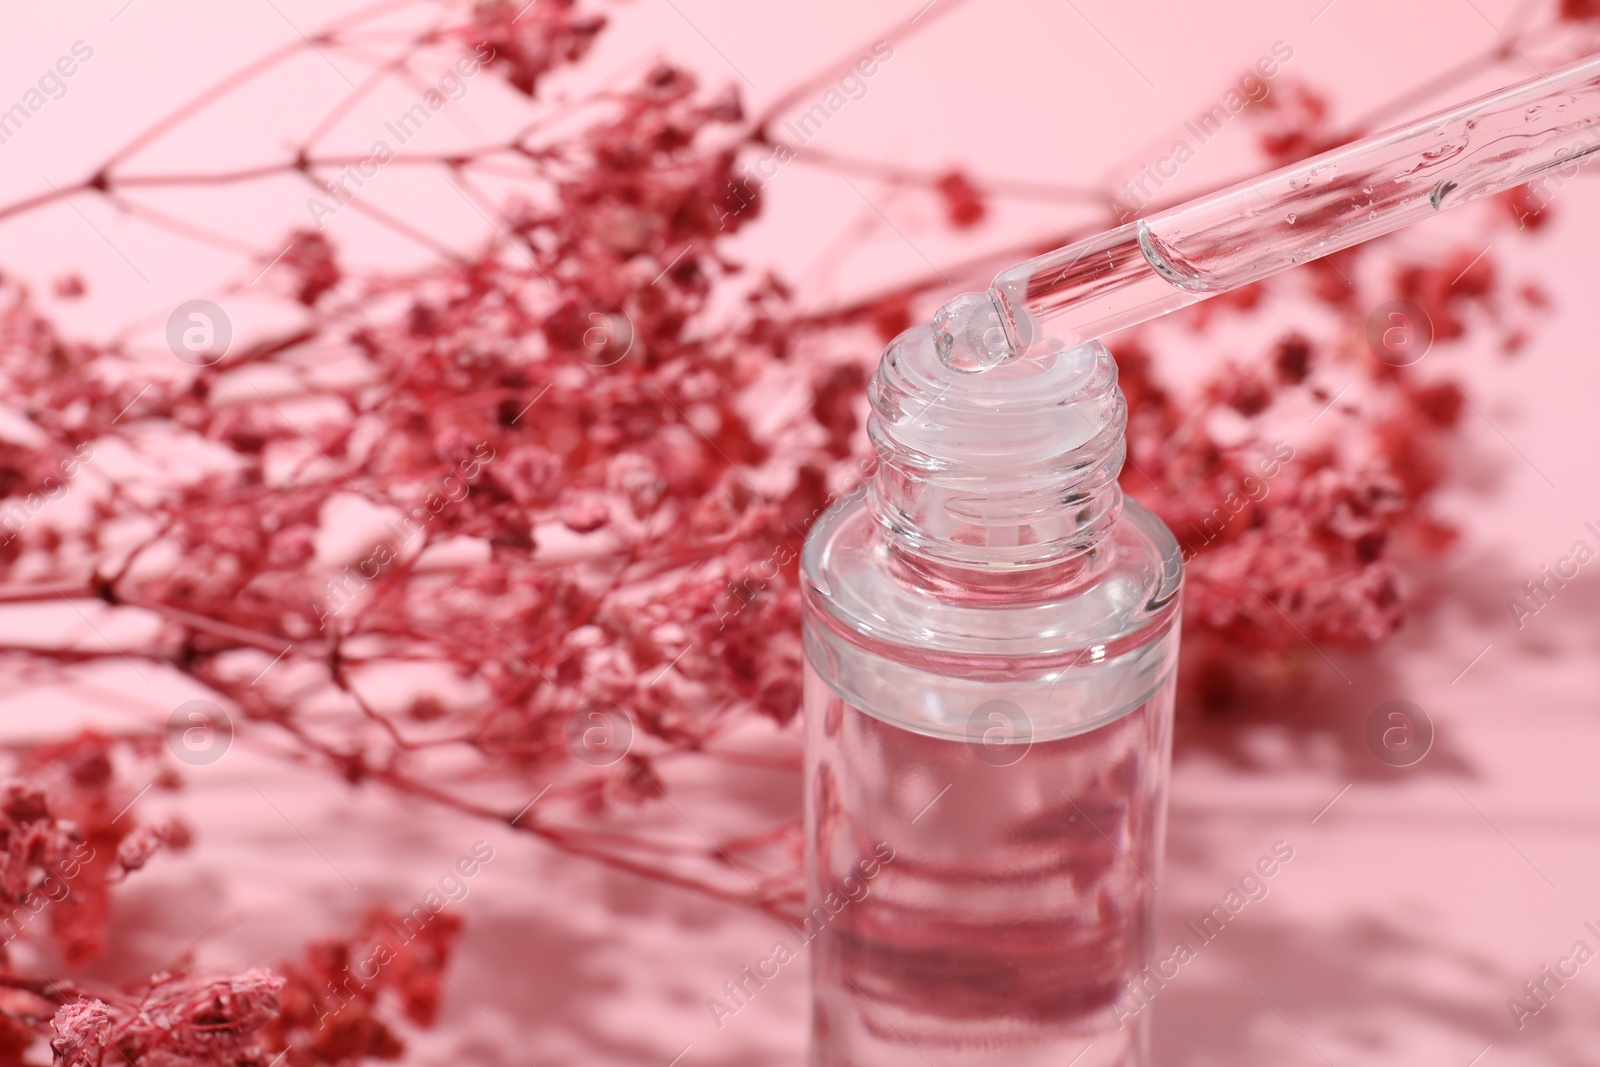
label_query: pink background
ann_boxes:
[4,1,1600,1064]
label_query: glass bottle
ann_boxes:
[800,304,1183,1067]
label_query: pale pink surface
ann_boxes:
[2,1,1599,1064]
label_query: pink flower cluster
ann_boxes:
[0,4,1590,1061]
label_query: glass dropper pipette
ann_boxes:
[933,50,1600,370]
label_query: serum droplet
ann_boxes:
[931,293,1016,373]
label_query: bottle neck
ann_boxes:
[865,319,1127,582]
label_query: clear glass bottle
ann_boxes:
[800,306,1183,1067]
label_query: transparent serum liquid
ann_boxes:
[804,662,1174,1067]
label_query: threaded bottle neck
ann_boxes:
[865,318,1127,575]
